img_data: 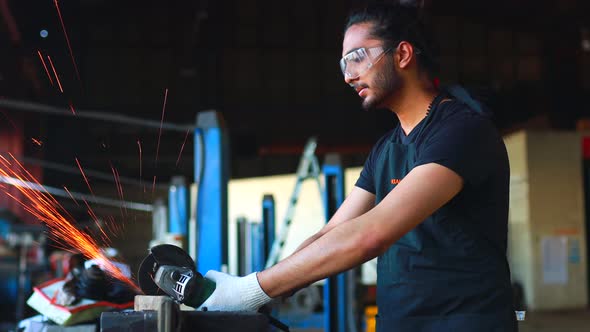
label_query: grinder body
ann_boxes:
[138,244,215,308]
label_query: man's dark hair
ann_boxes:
[345,3,439,78]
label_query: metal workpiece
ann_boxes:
[101,311,159,332]
[135,295,177,332]
[101,306,274,332]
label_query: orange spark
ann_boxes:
[63,185,79,206]
[109,162,127,215]
[155,88,168,164]
[75,158,94,195]
[82,198,109,244]
[105,215,116,234]
[105,216,124,238]
[36,50,54,85]
[47,55,64,93]
[68,101,76,115]
[175,129,190,167]
[31,138,43,146]
[0,154,140,293]
[53,0,81,83]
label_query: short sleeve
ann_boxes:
[415,112,501,186]
[355,152,376,194]
[355,131,392,194]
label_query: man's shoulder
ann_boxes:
[437,98,489,120]
[419,99,504,157]
[430,99,497,135]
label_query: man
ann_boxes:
[200,3,517,331]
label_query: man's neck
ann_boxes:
[388,81,438,136]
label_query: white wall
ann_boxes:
[227,167,378,283]
[505,130,588,310]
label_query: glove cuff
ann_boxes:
[241,272,272,309]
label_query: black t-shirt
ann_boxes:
[355,98,510,254]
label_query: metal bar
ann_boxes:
[5,153,168,189]
[0,99,194,133]
[0,175,153,212]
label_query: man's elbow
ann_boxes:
[357,231,390,261]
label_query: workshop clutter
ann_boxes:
[25,252,138,326]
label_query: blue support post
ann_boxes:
[261,194,276,264]
[323,155,346,332]
[251,222,264,272]
[168,176,189,240]
[195,111,230,273]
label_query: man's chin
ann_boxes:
[361,96,381,111]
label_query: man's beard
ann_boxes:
[362,59,403,111]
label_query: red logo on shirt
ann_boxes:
[391,178,402,185]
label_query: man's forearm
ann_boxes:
[290,230,325,256]
[257,215,380,298]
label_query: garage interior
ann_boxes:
[1,0,590,331]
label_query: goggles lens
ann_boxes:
[340,46,388,79]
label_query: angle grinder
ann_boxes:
[138,244,290,331]
[138,244,215,308]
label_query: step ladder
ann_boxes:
[264,137,324,269]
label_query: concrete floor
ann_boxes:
[519,309,590,332]
[291,309,590,332]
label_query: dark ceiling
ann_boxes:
[1,0,590,197]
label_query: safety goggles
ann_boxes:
[339,46,391,79]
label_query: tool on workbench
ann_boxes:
[138,244,290,331]
[138,244,216,308]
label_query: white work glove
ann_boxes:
[197,271,272,311]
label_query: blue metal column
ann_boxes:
[261,194,276,264]
[322,155,346,332]
[195,111,230,273]
[249,194,276,275]
[168,176,189,242]
[250,222,264,272]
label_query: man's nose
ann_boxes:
[344,74,358,85]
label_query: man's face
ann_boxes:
[341,23,403,111]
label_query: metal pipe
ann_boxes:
[0,175,153,212]
[6,153,168,189]
[0,99,194,133]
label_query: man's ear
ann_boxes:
[397,42,416,69]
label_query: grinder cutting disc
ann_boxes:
[138,244,196,295]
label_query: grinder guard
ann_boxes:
[138,244,215,308]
